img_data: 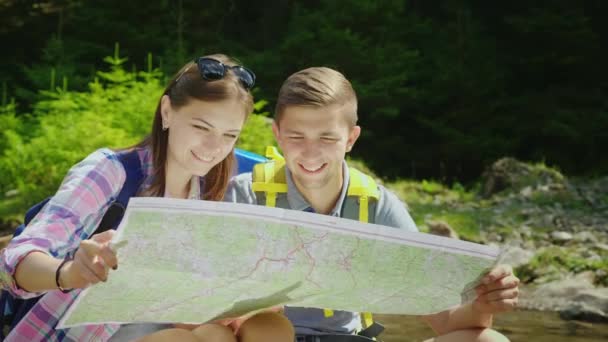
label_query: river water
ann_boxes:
[374,310,608,341]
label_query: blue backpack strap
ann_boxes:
[234,148,267,174]
[17,149,143,236]
[115,149,144,208]
[94,149,144,233]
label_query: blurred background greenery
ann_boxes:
[2,0,606,182]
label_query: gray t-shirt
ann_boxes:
[224,163,418,335]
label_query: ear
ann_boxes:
[346,125,361,152]
[160,95,173,127]
[272,120,281,144]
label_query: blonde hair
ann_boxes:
[274,67,357,126]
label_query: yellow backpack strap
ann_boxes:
[347,167,380,336]
[251,147,288,207]
[347,167,380,223]
[362,311,374,329]
[324,168,380,323]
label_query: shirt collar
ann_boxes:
[285,161,350,216]
[188,176,202,199]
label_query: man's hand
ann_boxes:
[473,264,519,314]
[60,230,118,289]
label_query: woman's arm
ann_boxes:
[13,251,62,292]
[14,231,118,292]
[0,148,127,297]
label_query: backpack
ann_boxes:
[0,148,265,338]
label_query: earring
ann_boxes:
[162,120,168,131]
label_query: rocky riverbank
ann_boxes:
[387,158,608,323]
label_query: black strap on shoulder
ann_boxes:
[357,322,385,339]
[294,322,385,342]
[295,334,381,342]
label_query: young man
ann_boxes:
[225,67,517,342]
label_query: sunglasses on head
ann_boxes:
[176,57,256,90]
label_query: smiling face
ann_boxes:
[273,104,360,195]
[161,95,246,181]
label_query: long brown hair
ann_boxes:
[137,54,254,200]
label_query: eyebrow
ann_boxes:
[193,118,241,133]
[284,129,339,136]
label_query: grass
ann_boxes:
[516,246,608,286]
[0,196,23,222]
[387,179,487,242]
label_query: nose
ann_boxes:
[202,132,222,155]
[300,139,319,159]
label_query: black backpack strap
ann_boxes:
[294,322,385,342]
[295,334,381,342]
[94,150,144,234]
[357,322,385,339]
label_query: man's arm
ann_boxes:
[421,264,519,335]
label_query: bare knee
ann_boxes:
[192,323,237,342]
[238,312,295,342]
[134,328,203,342]
[477,328,510,342]
[427,328,509,342]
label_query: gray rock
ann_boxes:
[574,231,597,243]
[427,221,459,239]
[522,272,595,309]
[520,225,533,238]
[594,243,608,252]
[559,288,608,323]
[520,186,533,198]
[500,246,534,268]
[551,231,573,243]
[581,250,601,262]
[487,232,503,242]
[522,240,536,250]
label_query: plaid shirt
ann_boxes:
[0,147,201,341]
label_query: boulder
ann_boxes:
[481,157,566,198]
[550,231,573,243]
[427,221,459,239]
[500,246,534,268]
[560,289,608,323]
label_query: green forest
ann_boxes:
[1,0,607,211]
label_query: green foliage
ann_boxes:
[0,100,20,154]
[1,51,161,210]
[516,247,608,286]
[237,103,276,155]
[2,1,607,181]
[420,180,444,195]
[387,178,485,241]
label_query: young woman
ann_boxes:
[0,54,294,341]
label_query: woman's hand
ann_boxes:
[60,230,119,289]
